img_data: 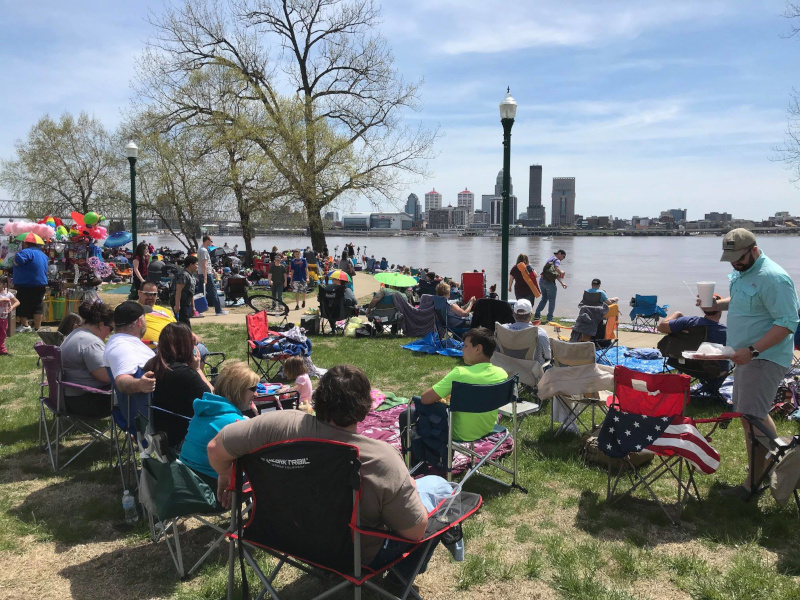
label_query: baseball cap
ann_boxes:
[113,301,145,329]
[591,278,601,286]
[223,267,231,273]
[514,299,533,315]
[720,228,757,262]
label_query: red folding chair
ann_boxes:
[599,366,737,523]
[461,272,486,302]
[246,311,290,380]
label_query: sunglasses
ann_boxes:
[141,291,158,296]
[248,385,259,392]
[733,245,754,263]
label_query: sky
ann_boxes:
[1,0,799,222]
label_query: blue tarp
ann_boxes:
[596,345,665,374]
[402,332,463,357]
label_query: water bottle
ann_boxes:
[451,539,465,562]
[122,490,138,524]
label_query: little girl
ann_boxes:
[0,277,20,356]
[281,356,313,411]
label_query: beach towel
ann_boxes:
[516,262,541,298]
[624,348,662,360]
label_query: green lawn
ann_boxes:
[1,325,799,599]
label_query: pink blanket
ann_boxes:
[357,404,514,476]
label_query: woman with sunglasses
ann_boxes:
[179,361,258,486]
[143,322,213,449]
[60,301,115,417]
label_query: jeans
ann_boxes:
[272,286,284,304]
[367,475,451,578]
[205,273,223,313]
[535,278,558,322]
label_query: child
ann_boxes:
[488,284,499,300]
[0,277,20,356]
[280,356,313,411]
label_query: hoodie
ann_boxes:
[179,392,246,480]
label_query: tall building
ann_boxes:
[404,193,421,224]
[424,188,442,213]
[490,196,518,227]
[481,194,495,214]
[456,188,474,224]
[551,177,576,226]
[527,165,546,226]
[663,208,687,222]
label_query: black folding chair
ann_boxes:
[317,285,353,335]
[224,277,248,306]
[226,439,482,600]
[657,326,731,401]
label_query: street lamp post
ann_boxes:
[125,141,139,250]
[499,88,517,302]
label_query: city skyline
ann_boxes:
[1,1,799,221]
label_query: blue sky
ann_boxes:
[1,0,798,222]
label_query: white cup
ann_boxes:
[697,282,716,308]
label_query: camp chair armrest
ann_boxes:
[61,381,112,395]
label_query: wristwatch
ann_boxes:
[748,345,760,358]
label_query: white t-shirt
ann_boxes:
[103,333,155,379]
[197,246,213,275]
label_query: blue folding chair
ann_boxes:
[628,294,668,332]
[432,295,470,342]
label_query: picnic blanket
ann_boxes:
[596,344,665,374]
[357,402,513,476]
[402,331,463,357]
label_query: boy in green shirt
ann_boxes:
[420,327,508,441]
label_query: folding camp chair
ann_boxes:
[595,303,621,366]
[601,366,735,524]
[739,415,800,514]
[317,285,354,335]
[405,375,526,492]
[470,298,514,332]
[432,295,470,342]
[34,342,115,472]
[137,413,233,579]
[246,311,290,380]
[461,272,486,302]
[226,439,483,600]
[657,326,731,401]
[224,277,248,306]
[629,294,668,332]
[202,351,226,384]
[548,339,609,435]
[367,291,402,335]
[491,323,545,399]
[108,366,153,492]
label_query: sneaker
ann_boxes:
[16,325,33,333]
[215,310,229,316]
[302,301,305,308]
[295,305,300,310]
[194,313,205,318]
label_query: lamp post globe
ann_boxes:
[126,141,138,250]
[499,88,516,302]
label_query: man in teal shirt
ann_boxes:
[705,229,799,499]
[420,327,508,441]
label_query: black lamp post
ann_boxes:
[499,88,517,302]
[126,141,139,250]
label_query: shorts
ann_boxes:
[15,285,47,318]
[292,280,307,294]
[732,359,786,418]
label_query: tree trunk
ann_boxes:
[238,203,254,267]
[306,203,327,253]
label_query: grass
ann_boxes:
[1,325,799,599]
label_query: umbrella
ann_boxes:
[15,232,44,245]
[328,269,351,282]
[374,272,417,288]
[104,231,133,248]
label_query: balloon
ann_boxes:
[56,225,68,239]
[84,212,102,226]
[86,225,107,240]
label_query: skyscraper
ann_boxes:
[457,188,474,224]
[490,168,517,225]
[527,165,546,226]
[551,178,576,226]
[404,193,421,224]
[424,189,442,213]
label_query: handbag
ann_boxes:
[139,456,218,520]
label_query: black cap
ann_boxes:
[113,301,145,329]
[591,278,601,286]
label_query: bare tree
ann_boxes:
[777,3,800,182]
[128,115,224,252]
[0,112,123,216]
[137,0,438,251]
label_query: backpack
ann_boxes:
[541,259,559,283]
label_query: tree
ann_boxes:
[138,0,438,251]
[778,3,800,182]
[127,115,224,252]
[0,112,122,215]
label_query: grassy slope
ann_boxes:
[1,325,799,599]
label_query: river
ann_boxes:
[146,232,800,319]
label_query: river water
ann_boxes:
[148,233,800,319]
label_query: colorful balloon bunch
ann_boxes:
[38,215,71,240]
[69,212,107,241]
